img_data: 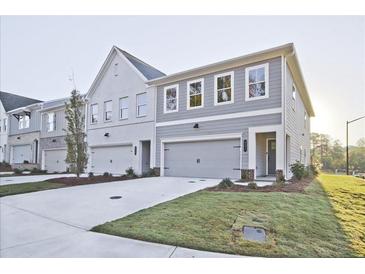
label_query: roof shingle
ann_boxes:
[0,91,43,112]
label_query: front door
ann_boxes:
[267,139,276,175]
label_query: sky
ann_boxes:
[1,16,364,145]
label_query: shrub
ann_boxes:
[247,182,258,189]
[217,178,234,189]
[125,167,136,178]
[103,172,111,177]
[88,172,94,178]
[290,161,305,180]
[14,168,22,174]
[303,167,310,178]
[309,164,320,177]
[142,168,156,177]
[23,160,29,164]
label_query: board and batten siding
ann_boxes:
[155,113,282,168]
[8,109,41,136]
[40,107,69,138]
[285,63,311,169]
[156,57,282,123]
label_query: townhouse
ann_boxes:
[147,43,314,180]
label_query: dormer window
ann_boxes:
[47,112,56,132]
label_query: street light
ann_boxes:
[346,115,365,175]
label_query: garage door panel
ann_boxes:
[164,139,240,179]
[44,149,68,173]
[91,145,133,175]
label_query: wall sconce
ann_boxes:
[243,140,247,152]
[104,133,110,137]
[17,136,21,140]
[52,139,57,143]
[193,123,199,128]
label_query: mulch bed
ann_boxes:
[47,175,137,186]
[206,177,313,193]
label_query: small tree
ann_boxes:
[64,90,87,177]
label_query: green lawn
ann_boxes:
[0,181,66,197]
[92,178,357,257]
[318,174,365,256]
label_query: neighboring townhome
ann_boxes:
[147,43,314,180]
[39,97,74,173]
[6,95,43,169]
[85,46,165,175]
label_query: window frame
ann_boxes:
[47,112,56,132]
[163,84,179,113]
[90,103,98,124]
[292,83,297,111]
[119,96,129,120]
[4,118,7,132]
[214,71,234,106]
[245,63,269,102]
[304,111,307,129]
[104,100,113,122]
[136,92,148,118]
[186,78,204,110]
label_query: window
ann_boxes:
[18,115,30,129]
[136,93,147,117]
[292,84,296,111]
[3,118,7,132]
[187,79,204,109]
[245,63,269,101]
[19,116,24,129]
[304,111,307,129]
[47,112,56,132]
[104,101,112,121]
[214,71,234,105]
[90,104,98,124]
[24,115,30,128]
[164,85,178,113]
[119,97,129,119]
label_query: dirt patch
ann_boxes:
[47,175,137,186]
[206,177,313,193]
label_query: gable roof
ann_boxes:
[0,91,43,112]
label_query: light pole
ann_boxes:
[346,115,365,175]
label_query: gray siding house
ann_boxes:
[147,43,314,180]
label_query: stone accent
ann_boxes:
[39,135,67,164]
[153,167,161,176]
[241,169,254,181]
[276,169,285,182]
[11,163,39,170]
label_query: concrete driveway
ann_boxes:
[0,177,238,258]
[0,173,85,186]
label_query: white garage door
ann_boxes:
[91,145,133,175]
[44,149,68,173]
[13,145,32,164]
[164,138,241,179]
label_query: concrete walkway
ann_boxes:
[0,177,239,258]
[0,173,86,186]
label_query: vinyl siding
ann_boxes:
[40,107,68,138]
[155,113,281,167]
[156,57,282,123]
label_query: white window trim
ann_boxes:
[104,100,112,122]
[119,96,129,120]
[214,71,234,106]
[245,63,269,102]
[292,83,296,111]
[136,92,148,118]
[186,78,204,110]
[90,103,98,124]
[163,84,179,114]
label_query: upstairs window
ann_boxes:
[136,92,147,117]
[104,100,112,121]
[164,85,178,113]
[187,79,204,109]
[304,111,307,129]
[292,84,297,111]
[90,103,98,124]
[215,71,234,105]
[47,112,56,132]
[3,118,7,132]
[119,97,129,119]
[18,115,30,129]
[245,63,269,101]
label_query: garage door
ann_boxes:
[164,139,241,179]
[91,145,133,175]
[13,145,32,163]
[44,149,68,173]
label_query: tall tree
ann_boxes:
[64,90,87,177]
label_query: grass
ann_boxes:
[318,173,365,256]
[0,181,66,197]
[92,178,356,257]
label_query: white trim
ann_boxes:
[119,96,129,120]
[245,63,269,102]
[163,84,179,114]
[136,92,148,118]
[266,138,276,175]
[214,71,234,106]
[156,107,282,127]
[186,78,204,110]
[160,132,242,176]
[103,100,113,122]
[90,103,98,124]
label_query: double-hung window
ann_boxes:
[90,103,98,124]
[187,79,204,109]
[119,97,129,119]
[18,115,29,129]
[47,112,56,132]
[136,93,147,117]
[214,72,234,105]
[245,63,269,101]
[164,85,178,113]
[104,101,112,122]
